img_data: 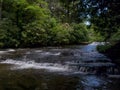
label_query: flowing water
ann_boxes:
[0,42,120,90]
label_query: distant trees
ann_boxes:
[89,0,120,41]
[46,0,89,23]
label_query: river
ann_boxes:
[0,42,120,90]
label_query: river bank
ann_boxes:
[97,42,120,65]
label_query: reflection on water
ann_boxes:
[0,42,120,90]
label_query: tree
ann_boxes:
[84,0,120,41]
[0,0,52,47]
[0,0,3,19]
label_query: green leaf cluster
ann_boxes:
[0,0,90,48]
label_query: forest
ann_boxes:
[0,0,119,48]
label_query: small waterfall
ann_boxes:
[67,61,120,75]
[0,59,69,72]
[107,66,120,75]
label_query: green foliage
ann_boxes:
[49,23,72,45]
[47,23,90,45]
[0,0,91,48]
[89,0,120,42]
[0,0,51,48]
[47,0,87,23]
[0,19,20,48]
[71,23,89,43]
[97,44,112,53]
[88,25,104,42]
[21,21,48,47]
[109,28,120,42]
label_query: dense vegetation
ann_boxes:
[0,0,119,48]
[0,0,91,48]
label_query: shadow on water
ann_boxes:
[0,42,120,90]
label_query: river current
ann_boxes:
[0,42,120,90]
